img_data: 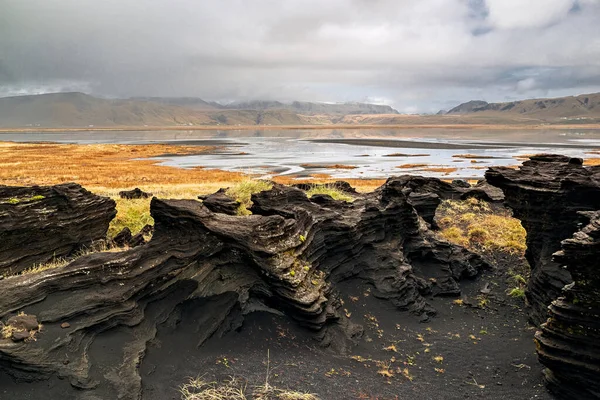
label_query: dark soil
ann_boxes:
[140,267,553,400]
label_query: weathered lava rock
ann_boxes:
[292,181,359,195]
[535,211,600,400]
[382,175,502,228]
[119,188,153,199]
[0,183,116,276]
[199,188,240,215]
[112,225,153,248]
[0,178,485,399]
[486,154,600,324]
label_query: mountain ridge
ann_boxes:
[447,92,600,120]
[0,92,398,127]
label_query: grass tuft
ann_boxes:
[109,198,154,237]
[436,199,526,255]
[305,184,354,202]
[225,180,274,215]
[180,377,247,400]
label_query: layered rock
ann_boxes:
[382,175,503,228]
[535,211,600,399]
[119,188,153,199]
[0,178,485,399]
[0,183,116,276]
[486,155,600,324]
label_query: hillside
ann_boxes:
[0,93,399,128]
[0,93,314,127]
[224,100,399,115]
[447,92,600,121]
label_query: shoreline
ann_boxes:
[1,122,600,133]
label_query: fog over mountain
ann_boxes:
[1,0,600,112]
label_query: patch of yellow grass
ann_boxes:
[272,176,384,193]
[452,154,497,159]
[305,184,354,202]
[584,158,600,166]
[91,184,229,237]
[299,163,357,170]
[1,324,18,339]
[396,163,429,169]
[0,142,245,188]
[436,198,526,255]
[225,180,274,215]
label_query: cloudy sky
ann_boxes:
[1,0,599,112]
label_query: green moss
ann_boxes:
[508,287,526,299]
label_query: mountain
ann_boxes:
[447,92,600,121]
[130,97,224,111]
[0,93,320,127]
[224,100,399,115]
[0,93,399,128]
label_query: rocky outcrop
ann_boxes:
[112,225,153,248]
[535,211,600,399]
[486,154,600,324]
[119,188,153,199]
[0,178,485,399]
[383,175,503,228]
[0,183,116,276]
[198,188,240,215]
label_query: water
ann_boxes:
[2,128,599,179]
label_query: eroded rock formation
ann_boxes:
[0,183,116,276]
[535,211,600,400]
[119,188,153,199]
[486,155,600,324]
[0,178,485,399]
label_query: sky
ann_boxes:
[1,0,600,113]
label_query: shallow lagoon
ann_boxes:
[2,128,599,179]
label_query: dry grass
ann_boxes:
[584,158,600,166]
[299,164,357,170]
[13,241,126,277]
[180,377,247,400]
[396,163,429,169]
[1,324,18,339]
[384,153,429,157]
[272,176,384,193]
[436,198,526,255]
[425,167,458,174]
[0,142,245,188]
[452,154,497,159]
[305,184,354,202]
[179,377,319,400]
[395,164,457,175]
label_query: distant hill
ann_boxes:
[141,97,399,115]
[0,92,399,127]
[224,100,399,115]
[130,97,223,111]
[447,92,600,121]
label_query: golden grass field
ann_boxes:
[0,141,384,237]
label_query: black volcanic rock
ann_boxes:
[199,188,240,215]
[119,188,153,199]
[0,179,485,399]
[535,211,600,399]
[486,154,600,324]
[0,183,116,275]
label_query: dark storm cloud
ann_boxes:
[1,0,599,111]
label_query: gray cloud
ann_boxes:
[1,0,599,112]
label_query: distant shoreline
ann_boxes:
[1,123,600,133]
